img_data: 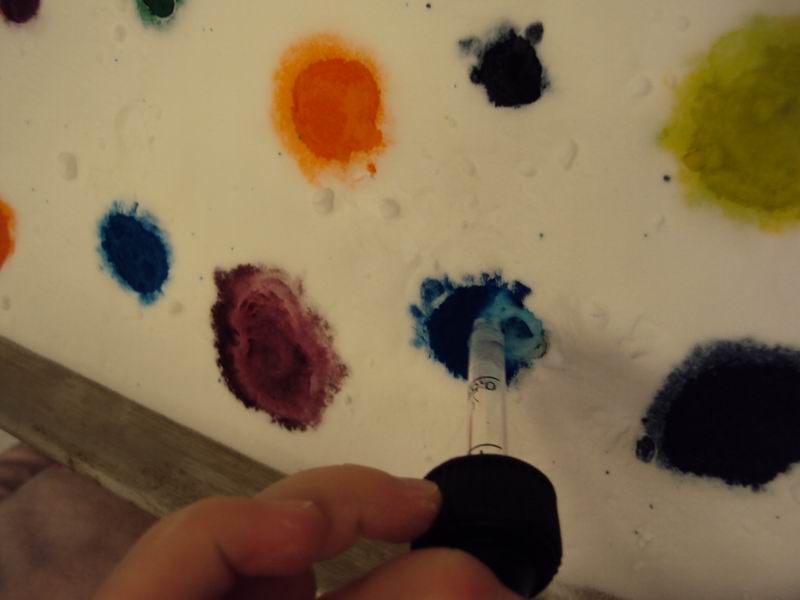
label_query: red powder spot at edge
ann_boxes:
[1,0,40,24]
[272,33,386,183]
[0,199,16,269]
[211,264,348,431]
[367,162,377,175]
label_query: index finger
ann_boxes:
[95,497,325,600]
[96,466,440,600]
[258,464,442,560]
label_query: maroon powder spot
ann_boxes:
[211,264,348,430]
[1,0,40,23]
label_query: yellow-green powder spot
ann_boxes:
[660,15,800,230]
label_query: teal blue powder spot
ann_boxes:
[135,0,184,26]
[98,201,171,305]
[410,273,547,383]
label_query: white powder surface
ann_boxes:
[1,1,800,598]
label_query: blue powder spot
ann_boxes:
[135,0,185,26]
[637,339,800,489]
[98,202,171,304]
[410,273,547,383]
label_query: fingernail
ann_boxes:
[400,478,440,505]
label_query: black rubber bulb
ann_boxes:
[411,454,562,598]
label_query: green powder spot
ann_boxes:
[135,0,184,27]
[660,15,800,230]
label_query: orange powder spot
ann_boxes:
[0,199,16,269]
[272,34,386,183]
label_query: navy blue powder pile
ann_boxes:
[464,23,548,108]
[637,339,800,489]
[98,202,171,305]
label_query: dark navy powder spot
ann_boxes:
[637,339,800,489]
[461,23,549,108]
[0,0,39,23]
[410,273,547,383]
[98,202,171,304]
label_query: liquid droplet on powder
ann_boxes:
[272,34,386,183]
[627,75,652,98]
[660,15,800,229]
[58,152,78,181]
[313,188,335,214]
[410,273,547,383]
[518,161,538,178]
[556,139,578,170]
[97,201,171,304]
[380,197,401,219]
[211,265,348,430]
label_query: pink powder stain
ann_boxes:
[212,265,348,430]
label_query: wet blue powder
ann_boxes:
[410,273,547,383]
[636,339,800,490]
[98,202,171,304]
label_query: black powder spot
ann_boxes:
[663,174,672,183]
[636,340,800,489]
[465,24,548,108]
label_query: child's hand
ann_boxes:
[96,464,520,599]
